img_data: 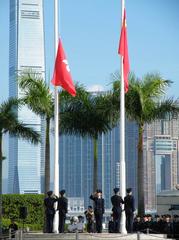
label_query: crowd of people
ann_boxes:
[44,187,135,234]
[44,187,179,237]
[132,214,179,236]
[86,187,135,233]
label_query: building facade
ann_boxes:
[59,113,179,211]
[8,0,45,193]
[143,115,179,210]
[59,120,139,209]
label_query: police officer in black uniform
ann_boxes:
[58,189,68,233]
[90,189,105,233]
[133,215,142,232]
[44,190,58,233]
[124,188,135,233]
[111,187,124,233]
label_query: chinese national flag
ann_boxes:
[118,9,129,93]
[51,39,76,96]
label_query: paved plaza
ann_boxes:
[21,232,173,240]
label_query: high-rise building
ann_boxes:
[60,112,179,211]
[161,155,171,191]
[59,120,139,209]
[143,115,179,210]
[8,0,45,194]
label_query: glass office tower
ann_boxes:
[59,120,138,209]
[8,0,45,193]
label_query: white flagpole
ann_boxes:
[120,0,127,234]
[53,0,59,233]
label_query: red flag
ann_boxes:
[118,9,130,93]
[51,39,76,96]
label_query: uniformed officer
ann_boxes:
[173,215,179,238]
[124,188,135,233]
[152,215,162,233]
[57,189,68,233]
[44,190,58,233]
[111,187,124,233]
[90,189,105,233]
[133,215,142,232]
[163,214,173,238]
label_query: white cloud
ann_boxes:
[87,84,104,92]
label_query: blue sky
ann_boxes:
[1,0,179,102]
[0,0,179,185]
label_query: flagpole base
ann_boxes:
[120,211,127,234]
[53,211,59,234]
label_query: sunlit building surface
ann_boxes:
[59,120,139,209]
[8,0,45,193]
[144,115,179,210]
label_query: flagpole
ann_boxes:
[120,0,127,235]
[53,0,59,233]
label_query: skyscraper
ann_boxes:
[143,115,179,210]
[59,120,139,209]
[8,0,45,193]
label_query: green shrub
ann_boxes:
[2,194,45,230]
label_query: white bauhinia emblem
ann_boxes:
[62,59,70,72]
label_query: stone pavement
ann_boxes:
[22,232,173,240]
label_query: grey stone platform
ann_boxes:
[22,232,173,240]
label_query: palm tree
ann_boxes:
[18,72,54,194]
[0,97,40,233]
[60,86,118,192]
[113,72,179,216]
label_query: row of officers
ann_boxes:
[132,214,179,236]
[44,187,135,233]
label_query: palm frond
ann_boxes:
[18,71,54,117]
[142,73,172,99]
[60,89,118,139]
[0,98,40,144]
[152,98,179,120]
[8,121,40,144]
[0,97,20,114]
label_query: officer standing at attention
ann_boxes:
[124,188,135,233]
[58,189,68,233]
[90,189,105,233]
[111,187,124,233]
[44,190,58,233]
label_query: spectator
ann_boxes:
[9,219,18,239]
[84,206,94,233]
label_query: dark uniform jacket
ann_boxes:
[133,220,142,232]
[90,195,105,215]
[111,195,124,214]
[57,196,68,215]
[124,195,135,213]
[44,196,57,215]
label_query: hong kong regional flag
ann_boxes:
[51,39,76,96]
[118,9,129,93]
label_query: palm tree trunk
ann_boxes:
[0,133,2,234]
[45,117,50,194]
[137,124,145,216]
[93,137,98,192]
